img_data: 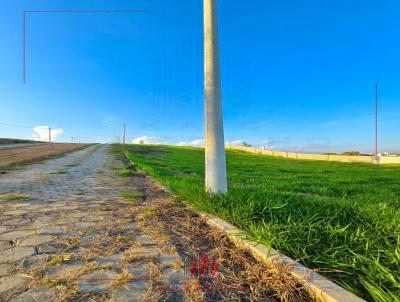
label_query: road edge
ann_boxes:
[194,211,366,302]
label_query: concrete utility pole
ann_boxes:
[48,126,51,143]
[375,83,379,156]
[122,123,126,145]
[204,0,227,194]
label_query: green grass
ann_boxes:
[121,144,400,302]
[0,165,20,175]
[113,163,138,177]
[0,168,11,175]
[116,168,137,177]
[3,194,32,202]
[50,169,67,174]
[0,138,40,145]
[118,191,144,201]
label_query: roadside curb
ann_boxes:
[195,211,366,302]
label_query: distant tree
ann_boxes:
[342,151,361,156]
[323,153,337,155]
[241,142,252,147]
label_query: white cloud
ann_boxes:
[32,126,63,142]
[131,136,167,145]
[225,140,245,147]
[176,139,204,147]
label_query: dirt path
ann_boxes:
[0,145,309,302]
[0,144,87,168]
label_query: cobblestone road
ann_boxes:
[0,145,187,301]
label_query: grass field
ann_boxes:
[122,145,400,302]
[0,138,40,144]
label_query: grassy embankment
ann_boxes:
[0,138,41,144]
[122,145,400,302]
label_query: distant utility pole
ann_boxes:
[375,83,379,156]
[48,126,51,143]
[204,0,228,194]
[107,121,126,145]
[122,123,126,145]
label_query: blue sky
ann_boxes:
[0,0,399,153]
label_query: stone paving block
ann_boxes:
[36,226,64,235]
[159,254,181,266]
[128,262,149,278]
[162,268,186,287]
[50,202,68,207]
[77,270,119,293]
[0,247,36,264]
[10,286,57,302]
[93,253,124,265]
[7,203,31,208]
[121,222,138,229]
[135,234,156,245]
[32,217,52,224]
[23,205,43,211]
[79,235,96,245]
[0,263,14,277]
[1,219,32,227]
[0,240,12,251]
[19,254,49,271]
[0,274,33,301]
[65,212,88,219]
[37,241,67,254]
[0,230,33,241]
[44,262,85,280]
[56,205,79,211]
[74,222,95,229]
[4,210,29,216]
[33,208,52,214]
[0,226,12,234]
[81,216,103,222]
[54,218,78,226]
[17,235,54,247]
[110,280,148,302]
[124,247,160,262]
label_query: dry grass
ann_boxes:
[55,282,81,301]
[183,279,206,302]
[124,251,158,263]
[128,173,312,302]
[47,254,72,266]
[141,262,164,302]
[138,208,158,219]
[160,203,310,302]
[111,269,134,290]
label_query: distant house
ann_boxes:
[383,152,398,157]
